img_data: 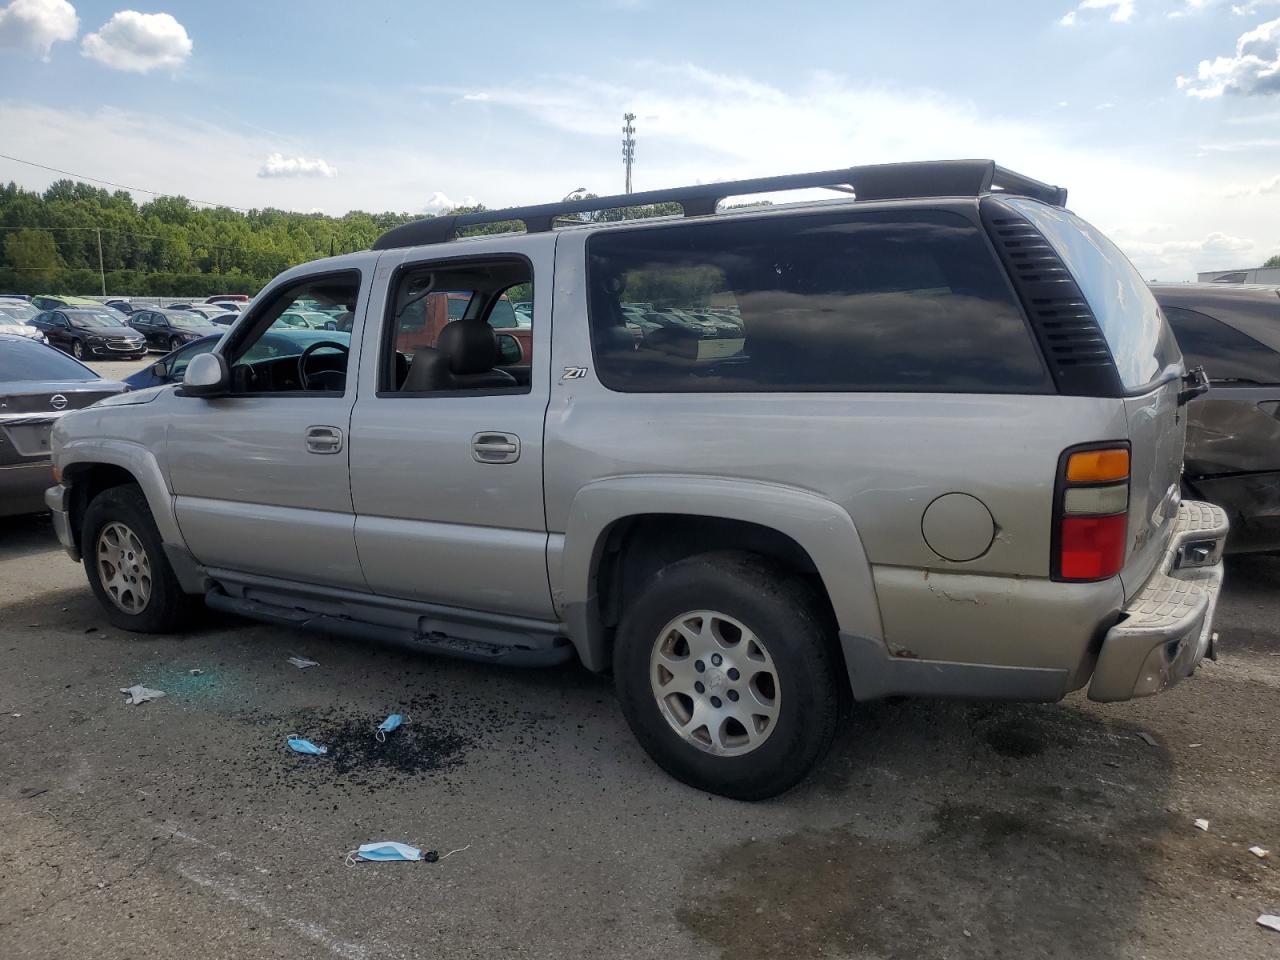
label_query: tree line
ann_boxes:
[0,180,709,298]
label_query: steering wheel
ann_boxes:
[297,340,349,391]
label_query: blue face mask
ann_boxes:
[287,736,328,756]
[348,841,423,863]
[376,714,404,742]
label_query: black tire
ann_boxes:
[613,551,841,800]
[169,336,182,352]
[72,340,84,359]
[81,484,198,632]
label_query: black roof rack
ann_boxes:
[373,159,1067,251]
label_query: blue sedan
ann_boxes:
[125,329,352,388]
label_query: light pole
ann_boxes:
[95,227,106,296]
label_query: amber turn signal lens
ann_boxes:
[51,464,61,484]
[1065,448,1130,483]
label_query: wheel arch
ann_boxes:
[557,476,882,672]
[60,440,182,551]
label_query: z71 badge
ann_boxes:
[561,366,588,381]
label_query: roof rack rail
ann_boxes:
[373,159,1067,251]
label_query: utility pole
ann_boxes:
[622,113,636,194]
[95,227,106,296]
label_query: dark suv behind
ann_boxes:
[1151,283,1280,553]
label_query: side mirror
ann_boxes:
[495,333,523,365]
[178,352,229,396]
[151,361,168,378]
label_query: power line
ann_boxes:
[0,152,254,212]
[0,224,241,252]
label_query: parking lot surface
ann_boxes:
[2,359,1278,959]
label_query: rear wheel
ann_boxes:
[613,551,841,800]
[81,485,198,632]
[168,336,182,352]
[72,340,84,359]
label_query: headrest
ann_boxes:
[436,319,499,374]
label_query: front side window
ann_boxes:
[380,258,533,394]
[587,209,1050,393]
[226,273,359,395]
[1162,305,1280,385]
[1003,198,1179,392]
[167,339,216,380]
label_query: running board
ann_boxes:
[204,589,575,668]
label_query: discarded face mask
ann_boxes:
[346,841,423,864]
[120,685,165,705]
[286,736,328,756]
[287,656,319,669]
[376,713,404,742]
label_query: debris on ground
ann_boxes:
[188,669,203,676]
[286,736,328,756]
[346,841,424,863]
[1194,818,1210,831]
[1136,731,1158,747]
[120,685,165,705]
[84,627,98,635]
[1249,846,1270,859]
[287,656,319,669]
[19,787,48,799]
[376,713,404,742]
[1258,915,1280,933]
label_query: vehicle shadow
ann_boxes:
[678,696,1175,960]
[0,512,59,561]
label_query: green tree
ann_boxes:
[1264,254,1280,268]
[3,228,64,287]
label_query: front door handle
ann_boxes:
[305,425,343,454]
[472,432,520,464]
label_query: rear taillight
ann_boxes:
[1053,443,1130,582]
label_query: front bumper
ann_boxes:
[1088,500,1228,702]
[46,482,80,561]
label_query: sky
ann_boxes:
[0,0,1278,280]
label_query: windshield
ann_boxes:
[0,339,98,381]
[68,311,127,328]
[0,302,39,321]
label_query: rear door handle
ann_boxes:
[472,432,520,464]
[305,425,343,454]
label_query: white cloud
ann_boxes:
[258,153,338,178]
[1177,17,1280,96]
[1111,230,1257,277]
[1225,173,1280,195]
[80,10,191,73]
[1232,1,1280,13]
[1057,0,1135,26]
[0,0,77,59]
[1096,101,1116,108]
[422,191,478,213]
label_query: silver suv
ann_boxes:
[46,160,1228,799]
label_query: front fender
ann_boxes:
[58,437,182,547]
[556,475,883,670]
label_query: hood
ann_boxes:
[93,384,166,407]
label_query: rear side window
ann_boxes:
[0,339,97,381]
[1003,198,1178,392]
[1162,305,1280,384]
[586,210,1050,393]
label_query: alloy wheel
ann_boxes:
[95,521,152,615]
[649,610,780,757]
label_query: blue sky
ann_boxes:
[1,0,1278,279]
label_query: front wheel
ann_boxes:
[72,340,84,359]
[81,485,198,632]
[168,336,182,352]
[613,552,841,800]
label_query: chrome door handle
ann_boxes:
[472,432,520,464]
[305,425,343,454]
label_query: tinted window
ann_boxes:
[0,339,97,381]
[66,310,127,328]
[587,210,1050,393]
[1162,305,1280,384]
[1003,198,1178,392]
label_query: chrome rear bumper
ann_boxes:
[1088,500,1228,702]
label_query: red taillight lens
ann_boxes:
[1054,443,1130,582]
[1059,513,1127,580]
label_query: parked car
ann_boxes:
[273,309,341,330]
[124,329,352,389]
[29,307,147,360]
[0,292,31,301]
[47,160,1226,800]
[128,307,223,353]
[0,334,127,516]
[206,294,250,304]
[178,303,237,322]
[1150,283,1280,553]
[0,299,46,339]
[104,299,136,315]
[31,294,104,311]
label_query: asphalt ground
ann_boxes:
[2,352,1278,959]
